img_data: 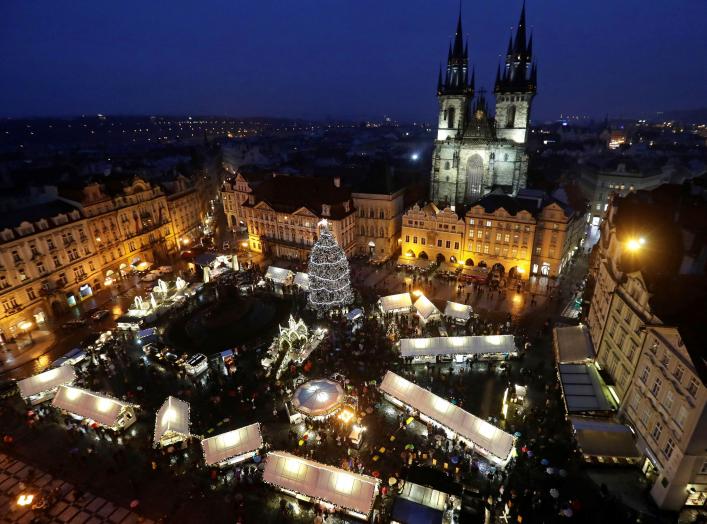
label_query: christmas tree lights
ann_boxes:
[307,220,354,313]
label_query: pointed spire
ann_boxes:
[527,32,533,60]
[514,1,527,56]
[452,4,465,59]
[506,33,513,57]
[447,42,452,62]
[470,67,475,91]
[464,40,468,60]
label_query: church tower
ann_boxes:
[436,11,474,141]
[494,2,537,145]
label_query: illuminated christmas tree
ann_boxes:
[307,220,354,313]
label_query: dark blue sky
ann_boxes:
[1,0,706,122]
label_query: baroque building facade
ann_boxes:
[430,5,537,206]
[587,183,707,510]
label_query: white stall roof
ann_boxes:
[265,266,294,284]
[558,364,614,413]
[18,365,76,399]
[201,423,263,465]
[444,301,473,321]
[263,451,379,516]
[154,396,191,444]
[52,386,133,428]
[414,295,440,320]
[400,335,516,358]
[569,416,640,458]
[379,293,412,313]
[294,272,309,290]
[553,325,595,364]
[379,371,514,464]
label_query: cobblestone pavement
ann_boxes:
[0,452,151,524]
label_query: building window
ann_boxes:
[483,244,489,254]
[664,391,674,411]
[486,221,492,228]
[651,377,662,397]
[469,219,475,225]
[454,242,459,250]
[640,407,651,427]
[640,366,650,384]
[676,406,687,429]
[445,241,451,249]
[630,392,640,412]
[477,230,483,239]
[700,461,707,475]
[405,235,409,243]
[413,236,418,244]
[496,233,502,241]
[688,378,699,397]
[421,238,426,245]
[651,421,662,441]
[674,364,684,383]
[663,438,674,459]
[27,288,36,300]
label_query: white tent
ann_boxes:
[444,301,473,322]
[399,335,516,360]
[18,365,76,403]
[263,451,379,519]
[294,272,310,291]
[201,423,263,467]
[265,266,294,285]
[379,371,515,467]
[154,396,191,447]
[413,295,441,322]
[379,293,412,314]
[52,386,137,430]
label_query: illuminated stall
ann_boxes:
[263,451,379,521]
[379,293,413,314]
[379,371,515,467]
[399,335,517,363]
[292,379,345,420]
[294,272,310,291]
[18,365,76,405]
[443,301,473,324]
[264,266,295,286]
[52,386,137,431]
[154,396,191,448]
[201,423,264,468]
[413,294,441,323]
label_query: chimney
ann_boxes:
[333,176,341,188]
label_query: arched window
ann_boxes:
[506,105,516,128]
[447,107,456,129]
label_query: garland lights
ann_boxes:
[307,220,354,313]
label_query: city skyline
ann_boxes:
[2,0,706,122]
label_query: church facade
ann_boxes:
[430,5,537,206]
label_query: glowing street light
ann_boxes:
[18,320,33,345]
[626,237,645,252]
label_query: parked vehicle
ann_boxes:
[62,319,87,329]
[91,309,110,321]
[184,353,208,376]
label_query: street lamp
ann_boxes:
[626,237,645,252]
[18,320,33,346]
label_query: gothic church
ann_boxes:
[430,4,537,206]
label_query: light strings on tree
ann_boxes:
[307,220,354,313]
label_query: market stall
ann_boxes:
[263,451,379,521]
[201,423,263,467]
[264,266,294,286]
[52,386,138,431]
[292,379,345,420]
[379,371,515,467]
[154,396,191,448]
[399,335,517,363]
[444,301,473,323]
[379,292,413,314]
[293,272,310,291]
[413,294,441,323]
[18,365,76,405]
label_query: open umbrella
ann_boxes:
[388,477,397,486]
[540,458,550,466]
[514,432,522,438]
[450,455,460,464]
[550,488,560,499]
[404,444,415,450]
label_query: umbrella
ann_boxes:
[561,508,574,517]
[404,444,415,450]
[527,451,534,457]
[450,455,459,464]
[514,432,522,437]
[546,467,557,475]
[559,469,568,477]
[540,458,550,466]
[253,455,261,463]
[550,488,560,499]
[372,471,380,478]
[388,477,397,486]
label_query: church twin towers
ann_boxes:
[430,3,537,206]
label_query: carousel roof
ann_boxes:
[18,364,76,399]
[292,379,345,418]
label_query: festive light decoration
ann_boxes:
[307,220,354,313]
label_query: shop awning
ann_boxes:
[294,272,309,290]
[554,325,595,364]
[557,364,616,414]
[379,293,412,313]
[380,371,514,466]
[154,396,191,445]
[265,266,294,284]
[400,335,516,358]
[414,295,441,321]
[569,416,640,458]
[263,451,379,517]
[18,365,76,399]
[201,423,263,466]
[444,301,473,321]
[52,386,135,428]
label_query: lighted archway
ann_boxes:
[465,258,474,266]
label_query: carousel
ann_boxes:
[292,379,346,420]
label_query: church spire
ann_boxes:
[496,2,535,94]
[440,5,473,96]
[514,1,527,56]
[452,7,464,60]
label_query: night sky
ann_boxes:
[2,0,706,122]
